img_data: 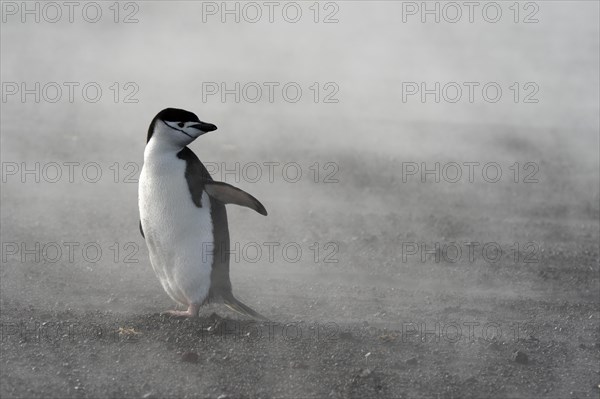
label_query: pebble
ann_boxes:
[181,352,199,363]
[358,368,372,377]
[512,350,529,364]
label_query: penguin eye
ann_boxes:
[177,122,184,128]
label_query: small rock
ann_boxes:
[379,333,398,342]
[487,341,501,350]
[405,357,418,366]
[464,376,478,384]
[290,361,308,369]
[181,352,199,363]
[358,368,372,377]
[512,350,528,364]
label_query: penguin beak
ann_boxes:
[191,122,217,133]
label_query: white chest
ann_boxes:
[138,149,214,303]
[139,151,212,240]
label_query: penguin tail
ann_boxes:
[223,295,268,321]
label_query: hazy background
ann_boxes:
[1,1,599,398]
[2,0,598,302]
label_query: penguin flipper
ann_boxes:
[139,221,145,238]
[204,181,268,216]
[224,295,269,321]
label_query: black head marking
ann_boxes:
[147,108,201,142]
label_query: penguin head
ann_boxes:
[147,108,217,146]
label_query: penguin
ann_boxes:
[138,108,268,319]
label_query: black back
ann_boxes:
[147,108,201,143]
[177,147,212,206]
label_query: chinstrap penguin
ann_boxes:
[138,108,268,319]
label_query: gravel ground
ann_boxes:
[1,2,599,398]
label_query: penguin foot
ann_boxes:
[162,303,200,318]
